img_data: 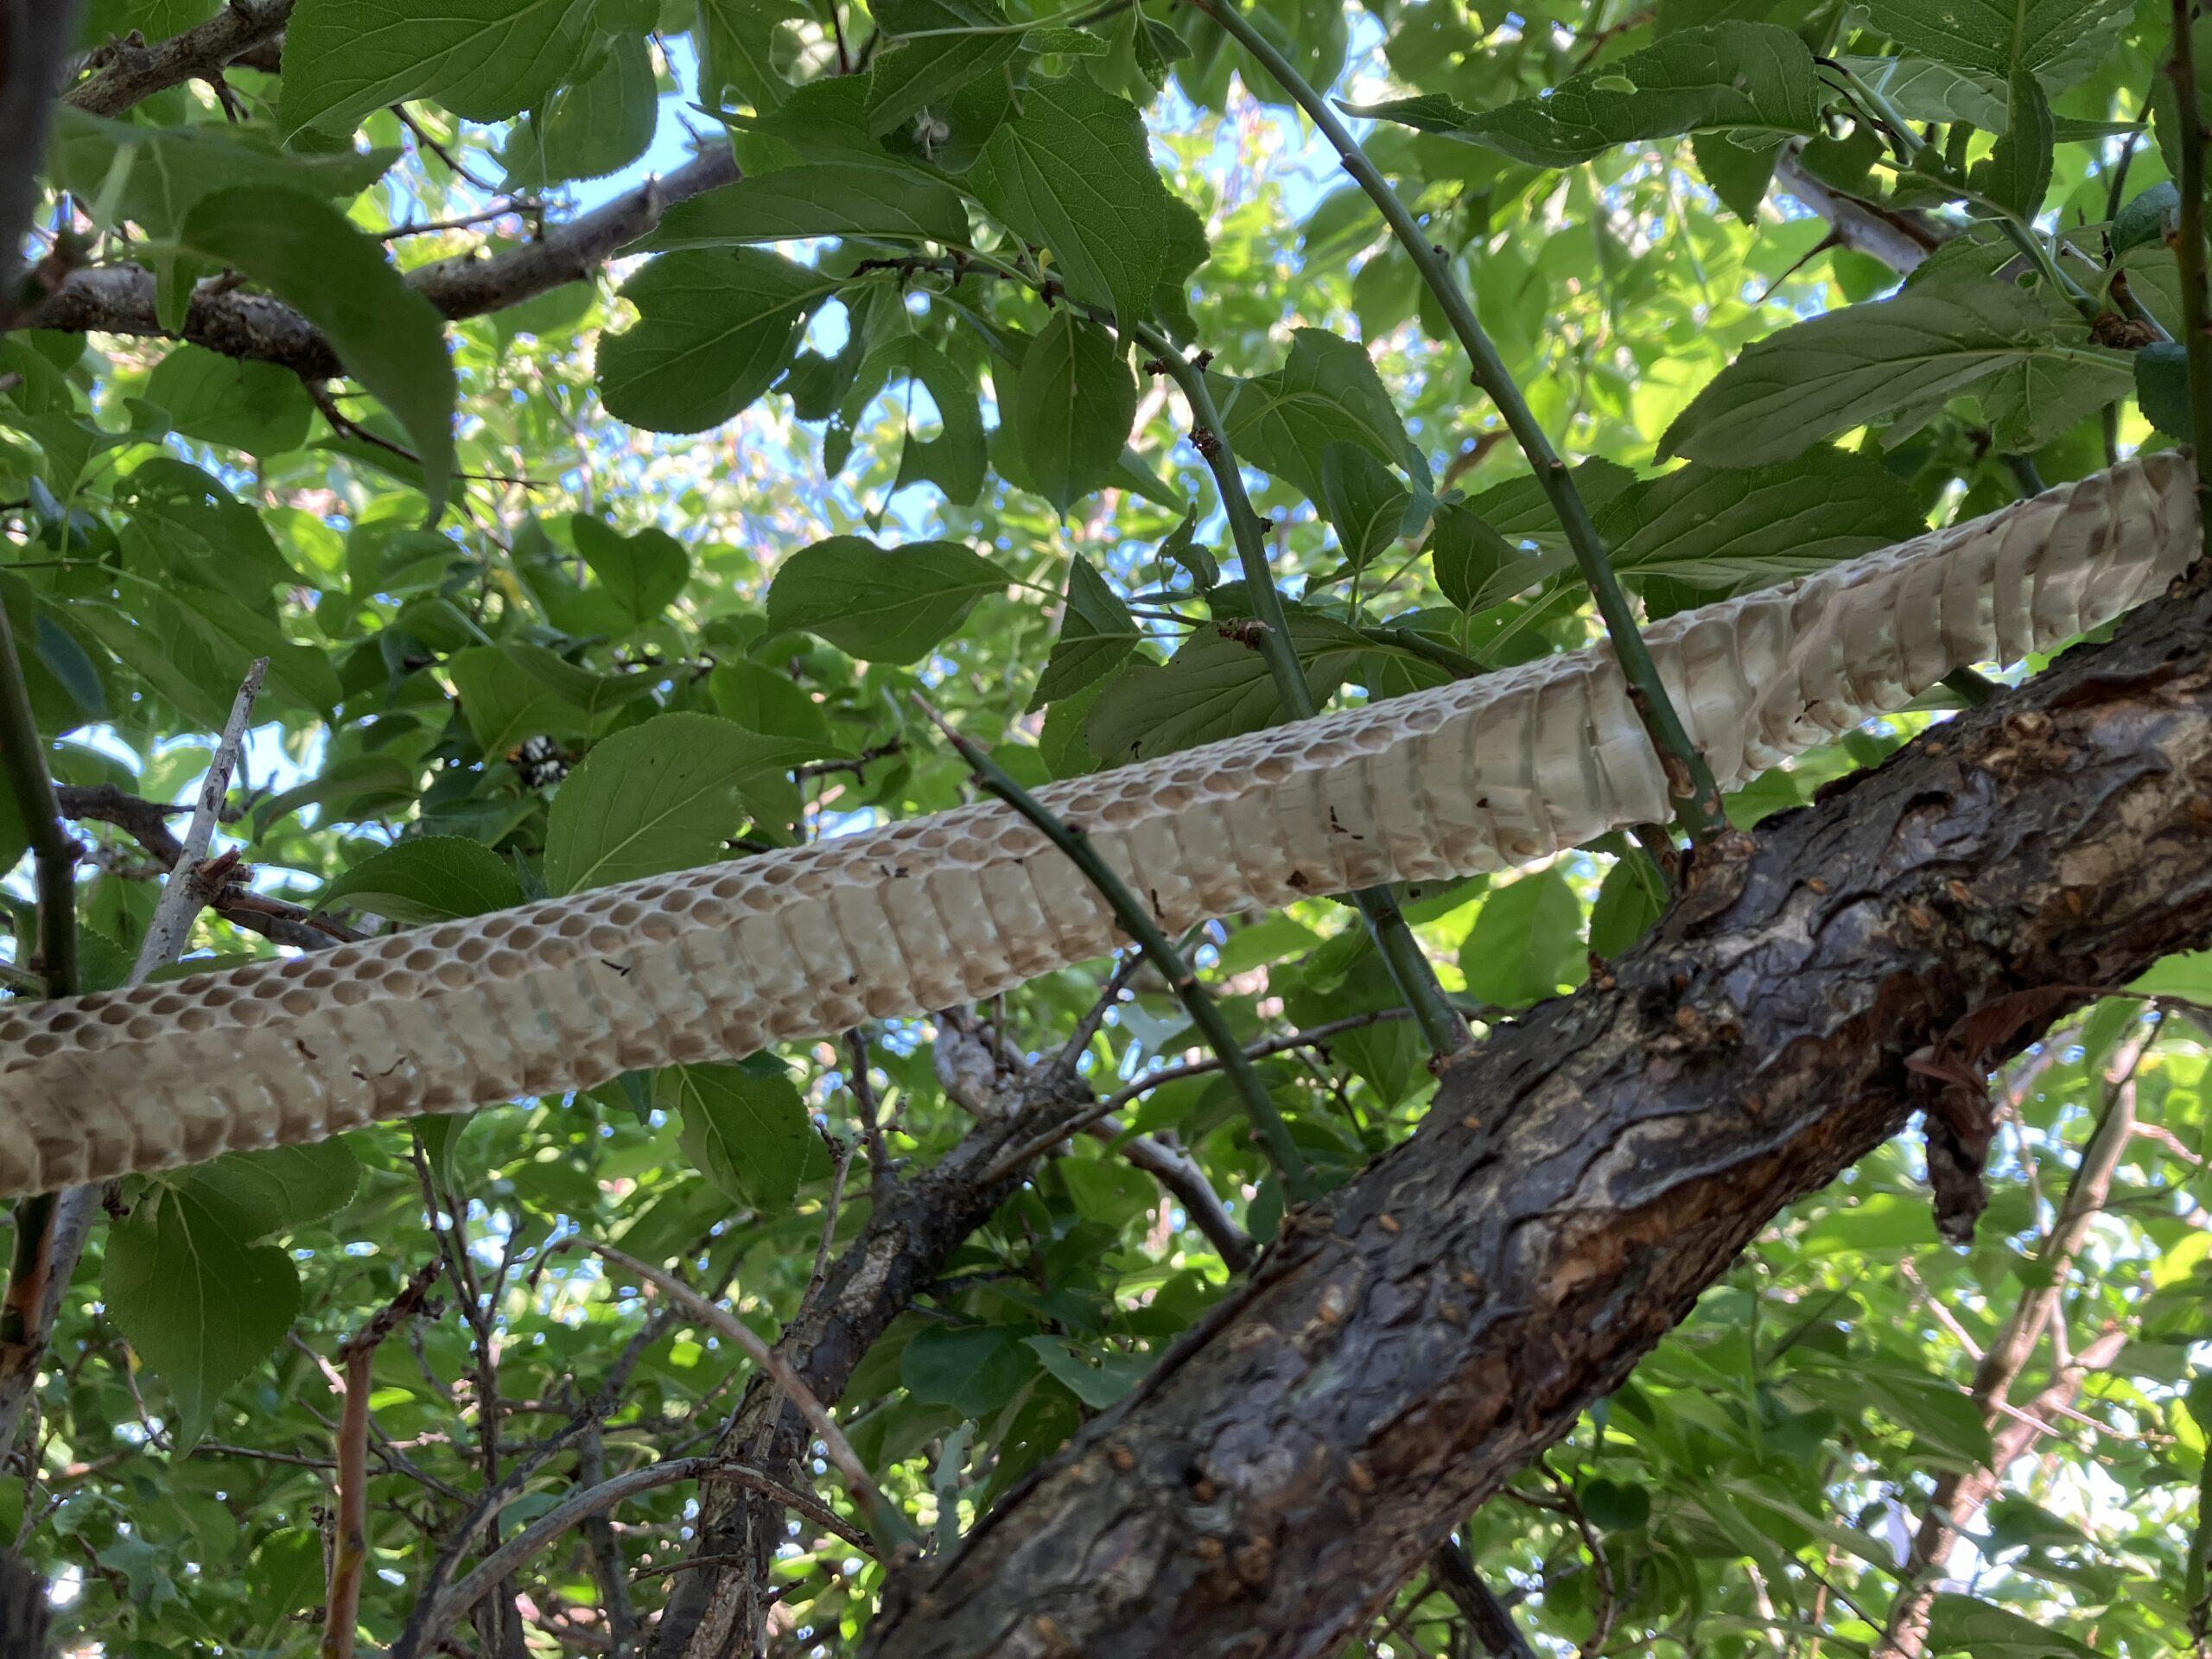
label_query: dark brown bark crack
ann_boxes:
[862,565,2212,1659]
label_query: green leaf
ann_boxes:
[1659,275,2129,466]
[1217,327,1429,500]
[900,1324,1039,1415]
[1457,869,1585,1007]
[1835,54,2008,130]
[1691,132,1782,223]
[1859,0,2129,92]
[696,0,811,112]
[321,836,527,925]
[501,32,660,187]
[545,711,813,893]
[572,516,690,625]
[1428,503,1518,613]
[658,1059,811,1211]
[865,0,1024,139]
[632,166,971,250]
[1606,447,1928,616]
[969,73,1176,321]
[709,660,838,747]
[187,1141,363,1236]
[142,347,315,457]
[1012,311,1138,514]
[1024,1335,1147,1408]
[1923,1595,2101,1656]
[281,0,600,136]
[2135,340,2194,439]
[2113,182,2181,256]
[1031,557,1140,708]
[49,110,396,241]
[446,645,593,755]
[252,753,420,831]
[597,249,839,434]
[177,188,455,515]
[104,1182,301,1448]
[1317,442,1411,569]
[1086,613,1366,761]
[1343,23,1821,166]
[1156,507,1216,589]
[1970,68,2054,217]
[766,534,1009,664]
[1590,847,1666,958]
[1797,1192,1936,1254]
[843,336,988,505]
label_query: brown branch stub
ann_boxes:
[862,563,2212,1659]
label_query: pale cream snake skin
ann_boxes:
[0,453,2195,1196]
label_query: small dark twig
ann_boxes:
[915,695,1314,1199]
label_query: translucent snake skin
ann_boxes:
[0,454,2196,1197]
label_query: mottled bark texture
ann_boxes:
[865,566,2212,1659]
[648,1068,1092,1659]
[65,0,292,118]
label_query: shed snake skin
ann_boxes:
[0,453,2195,1196]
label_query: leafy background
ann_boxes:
[3,0,2210,1652]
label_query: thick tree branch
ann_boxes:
[1773,149,1944,276]
[863,565,2212,1658]
[66,0,291,118]
[22,147,741,376]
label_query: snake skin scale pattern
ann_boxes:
[0,453,2195,1196]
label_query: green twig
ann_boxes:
[2173,0,2212,557]
[1182,0,1729,847]
[1357,624,1487,680]
[1833,60,2102,321]
[0,618,73,1353]
[913,695,1318,1199]
[1132,327,1471,1058]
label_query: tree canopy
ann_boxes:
[0,0,2209,1654]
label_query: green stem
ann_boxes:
[1183,0,1730,846]
[1133,325,1471,1058]
[1838,63,2101,320]
[1357,623,1486,680]
[916,696,1318,1199]
[2172,0,2212,559]
[0,618,73,1351]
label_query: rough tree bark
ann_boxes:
[861,565,2212,1658]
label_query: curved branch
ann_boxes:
[22,147,741,376]
[863,564,2212,1658]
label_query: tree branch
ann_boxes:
[22,147,742,376]
[131,658,266,978]
[66,0,292,117]
[1876,1027,2152,1656]
[56,783,351,950]
[862,563,2212,1658]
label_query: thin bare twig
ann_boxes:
[133,658,266,978]
[571,1239,912,1550]
[419,1455,875,1646]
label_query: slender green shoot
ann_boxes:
[913,695,1319,1199]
